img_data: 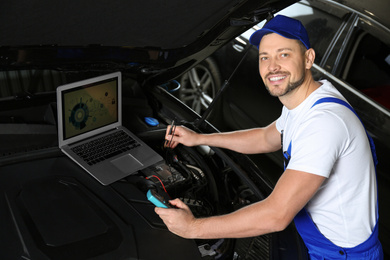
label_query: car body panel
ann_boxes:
[0,1,311,259]
[1,0,389,259]
[0,0,299,87]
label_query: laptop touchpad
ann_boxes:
[111,154,143,173]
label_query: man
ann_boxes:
[156,15,383,259]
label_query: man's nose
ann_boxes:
[268,59,280,72]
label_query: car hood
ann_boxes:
[0,0,297,85]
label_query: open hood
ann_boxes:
[0,0,296,84]
[3,0,270,48]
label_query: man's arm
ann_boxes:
[156,169,325,239]
[165,121,281,154]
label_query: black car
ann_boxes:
[0,0,388,259]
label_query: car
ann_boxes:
[0,0,388,260]
[179,0,390,257]
[0,0,308,259]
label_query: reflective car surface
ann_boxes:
[0,0,389,259]
[0,0,309,259]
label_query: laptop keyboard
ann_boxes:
[71,130,141,165]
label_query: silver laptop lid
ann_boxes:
[57,72,122,147]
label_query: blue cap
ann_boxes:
[249,15,310,49]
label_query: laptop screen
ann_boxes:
[61,77,119,141]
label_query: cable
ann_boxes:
[146,175,170,197]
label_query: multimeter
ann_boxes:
[147,189,171,208]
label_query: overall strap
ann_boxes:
[311,97,379,216]
[311,97,378,168]
[292,97,382,259]
[282,131,292,170]
[284,97,378,170]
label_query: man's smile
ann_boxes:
[269,75,287,82]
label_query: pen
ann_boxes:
[169,120,175,135]
[165,120,175,147]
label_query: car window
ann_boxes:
[343,32,390,109]
[277,1,343,64]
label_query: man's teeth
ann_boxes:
[269,76,286,81]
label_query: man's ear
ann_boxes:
[305,48,315,69]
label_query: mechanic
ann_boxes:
[156,15,383,259]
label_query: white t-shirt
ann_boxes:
[275,80,377,248]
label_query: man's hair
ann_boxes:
[297,40,308,55]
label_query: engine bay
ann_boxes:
[0,73,306,259]
[0,74,267,259]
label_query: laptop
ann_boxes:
[56,72,163,185]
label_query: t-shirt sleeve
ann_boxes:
[286,110,349,178]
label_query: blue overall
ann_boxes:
[283,97,383,259]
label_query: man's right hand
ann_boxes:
[164,125,200,149]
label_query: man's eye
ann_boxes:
[260,57,268,61]
[281,53,289,58]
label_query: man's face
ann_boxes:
[258,33,307,97]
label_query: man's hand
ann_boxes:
[155,198,198,238]
[164,125,200,149]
